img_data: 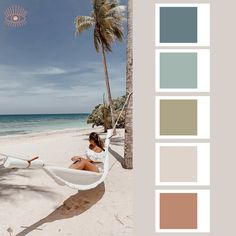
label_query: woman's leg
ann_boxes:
[69,159,85,169]
[84,161,99,172]
[69,158,99,172]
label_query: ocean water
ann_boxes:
[0,114,90,136]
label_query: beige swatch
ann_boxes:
[160,146,197,182]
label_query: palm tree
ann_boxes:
[75,0,126,130]
[123,0,133,169]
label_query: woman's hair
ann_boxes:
[89,132,105,151]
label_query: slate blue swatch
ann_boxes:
[160,7,198,43]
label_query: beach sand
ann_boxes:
[0,128,133,236]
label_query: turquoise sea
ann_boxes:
[0,114,90,136]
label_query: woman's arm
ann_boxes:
[71,156,82,162]
[71,156,93,163]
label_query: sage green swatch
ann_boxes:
[160,146,198,182]
[160,53,197,89]
[160,100,197,135]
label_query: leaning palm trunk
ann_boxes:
[100,41,115,130]
[124,0,133,169]
[102,94,110,133]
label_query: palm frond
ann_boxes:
[93,0,106,14]
[103,41,112,52]
[97,2,110,19]
[107,5,126,18]
[109,0,120,8]
[76,0,126,52]
[75,16,95,35]
[112,26,123,41]
[93,29,101,52]
[99,30,112,51]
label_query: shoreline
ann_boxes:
[0,126,103,141]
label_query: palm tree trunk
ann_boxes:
[100,41,115,131]
[123,0,133,169]
[103,95,108,133]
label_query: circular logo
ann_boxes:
[4,5,27,27]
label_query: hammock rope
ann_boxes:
[0,153,40,167]
[26,156,40,168]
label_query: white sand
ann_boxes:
[0,128,133,236]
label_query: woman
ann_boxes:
[69,132,106,173]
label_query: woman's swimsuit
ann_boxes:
[84,148,106,172]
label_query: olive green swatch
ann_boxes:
[160,53,197,89]
[160,146,198,182]
[160,100,197,135]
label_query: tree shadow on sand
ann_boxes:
[109,137,124,147]
[108,147,124,167]
[0,167,57,201]
[16,183,105,236]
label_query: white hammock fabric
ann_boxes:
[1,129,112,190]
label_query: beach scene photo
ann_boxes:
[0,0,133,235]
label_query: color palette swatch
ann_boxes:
[159,146,197,182]
[156,143,210,186]
[160,53,197,89]
[160,99,197,135]
[156,49,210,92]
[156,96,210,139]
[155,3,210,233]
[160,193,198,229]
[156,190,210,232]
[156,4,210,46]
[160,7,198,43]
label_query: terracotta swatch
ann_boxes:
[160,193,197,229]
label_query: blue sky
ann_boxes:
[0,0,127,114]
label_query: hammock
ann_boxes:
[1,129,112,191]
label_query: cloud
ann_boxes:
[29,67,67,76]
[0,61,125,113]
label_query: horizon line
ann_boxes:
[0,112,90,116]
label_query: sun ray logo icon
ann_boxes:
[4,5,27,27]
